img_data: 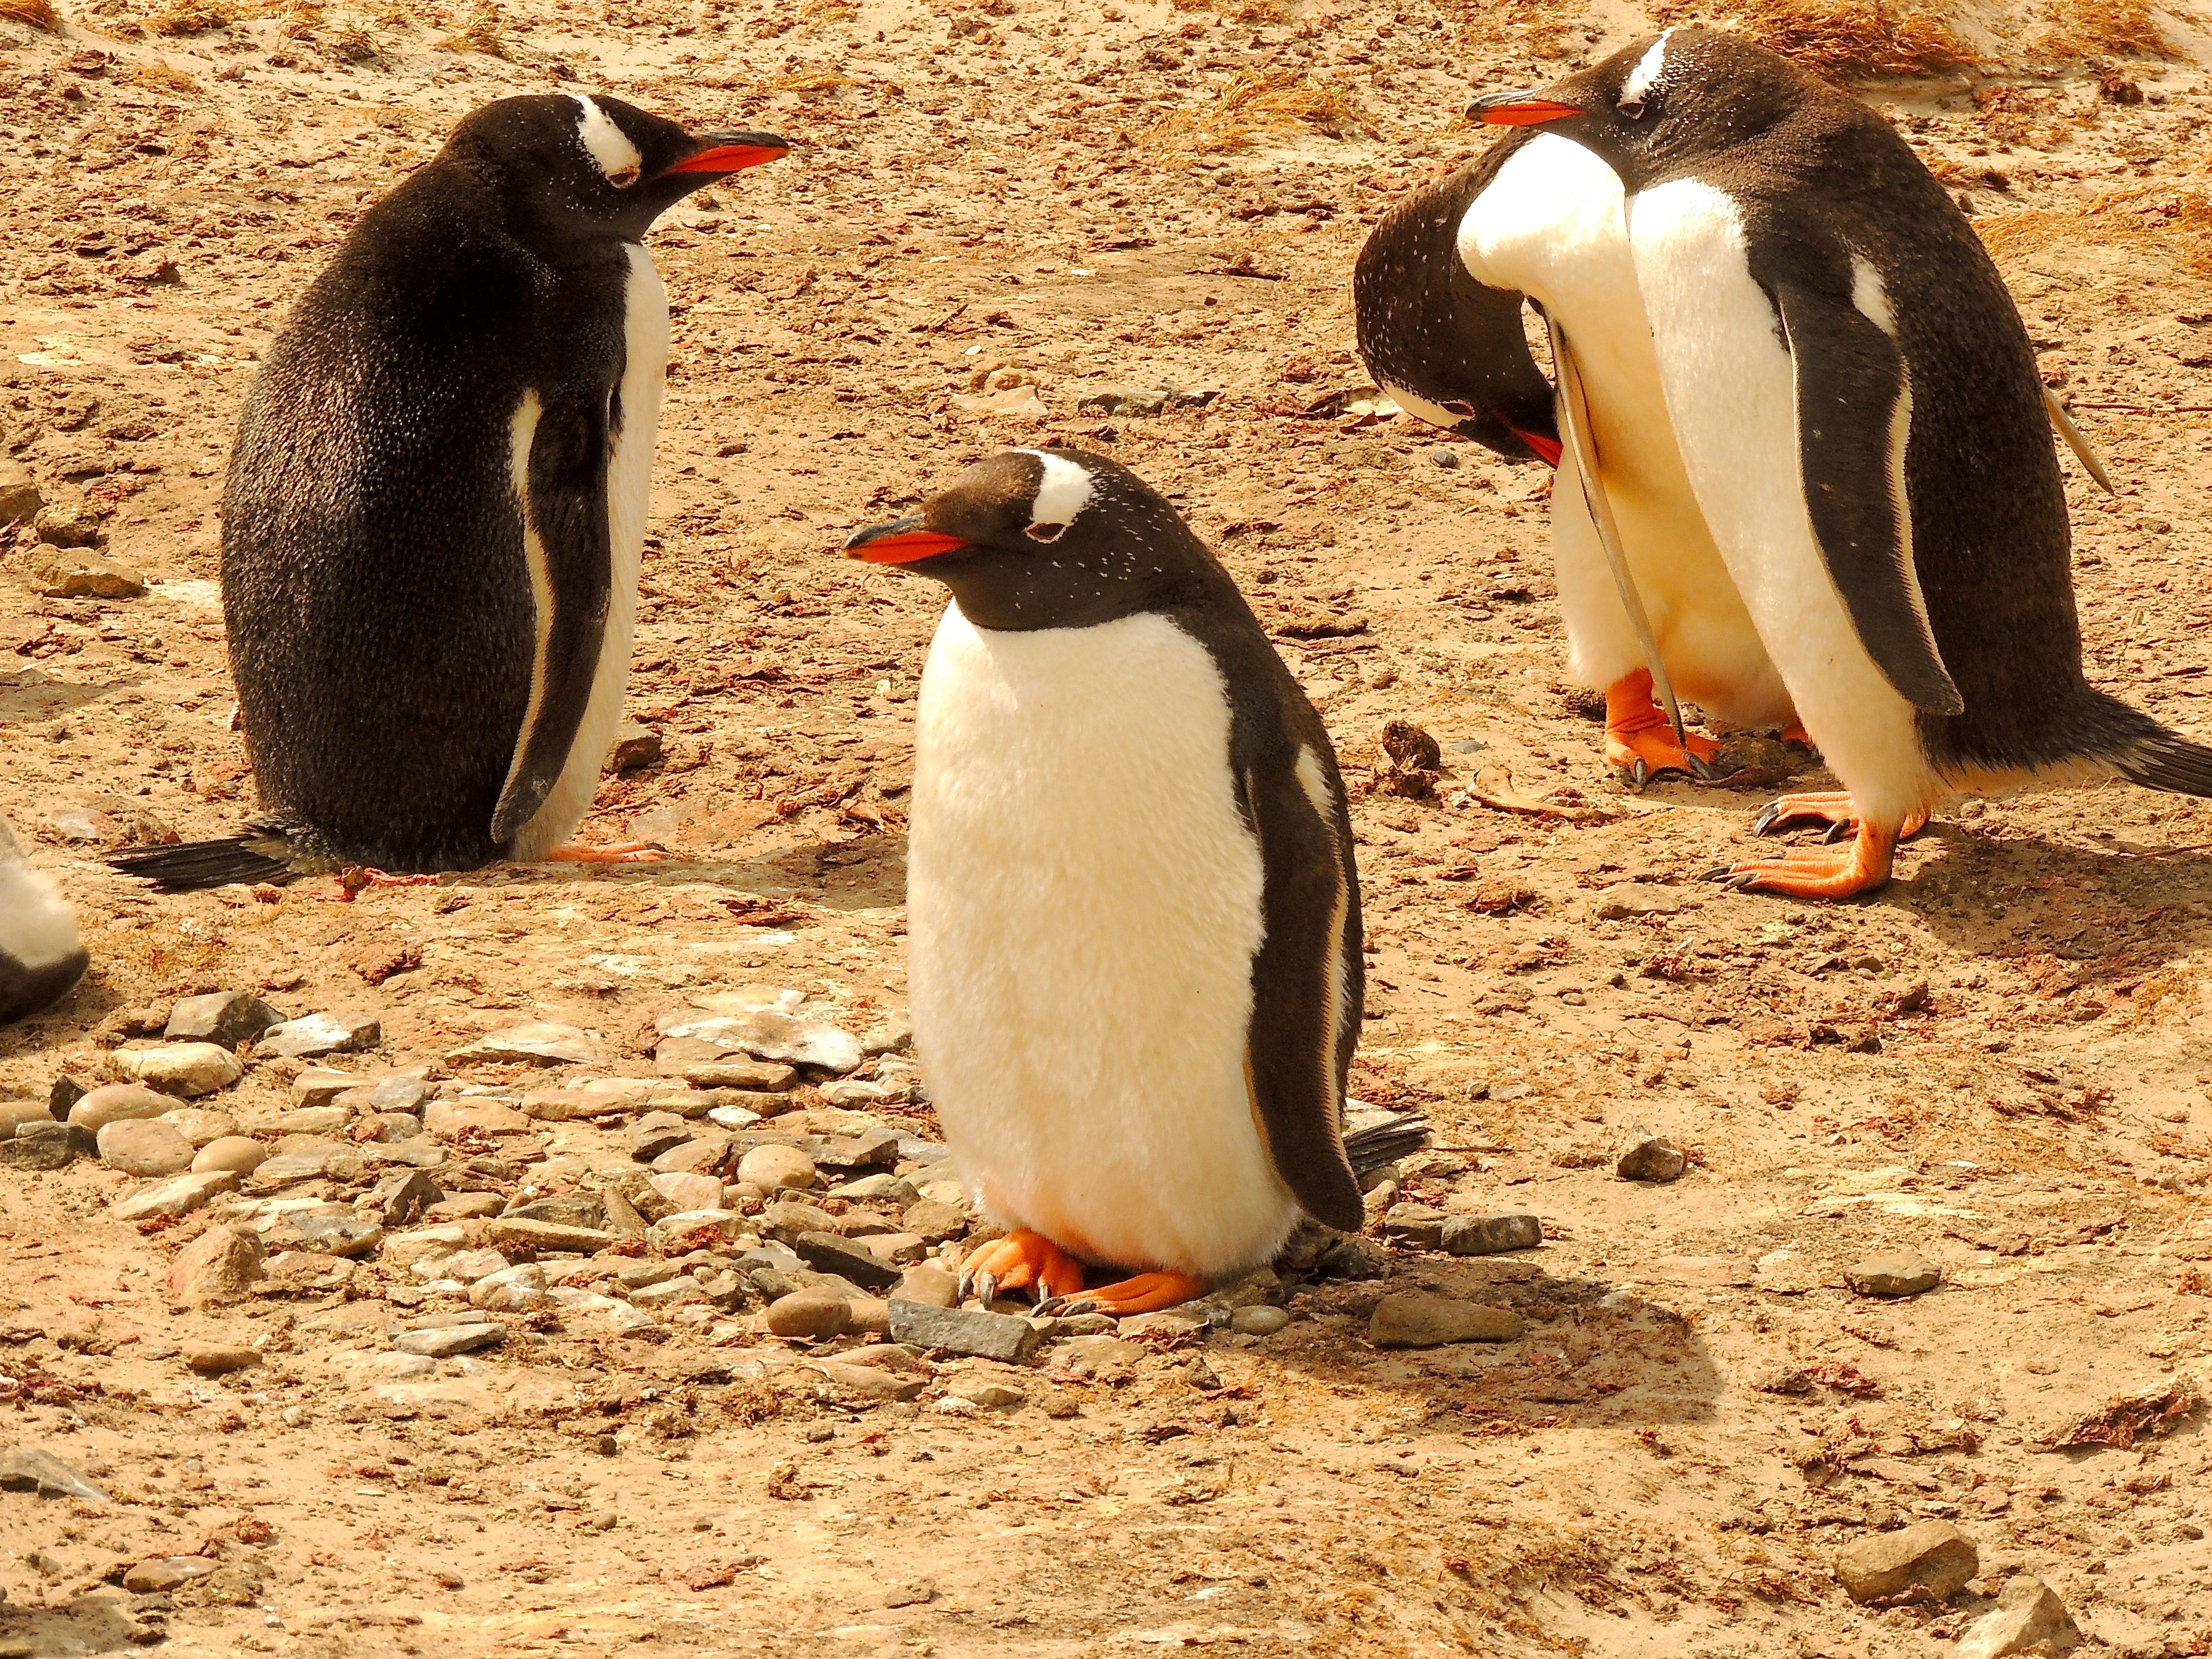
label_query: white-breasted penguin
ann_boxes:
[1362,28,2212,898]
[0,816,88,1026]
[112,95,787,892]
[842,449,1384,1314]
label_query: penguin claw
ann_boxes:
[1700,865,1734,883]
[1751,807,1782,836]
[1688,752,1719,782]
[1631,758,1649,789]
[1822,820,1851,845]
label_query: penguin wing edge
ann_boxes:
[1774,279,1964,717]
[490,390,617,846]
[1239,756,1366,1234]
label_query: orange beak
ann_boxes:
[667,131,790,174]
[844,517,970,564]
[1469,94,1587,127]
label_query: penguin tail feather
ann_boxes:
[107,837,300,893]
[2110,728,2212,799]
[1343,1104,1430,1179]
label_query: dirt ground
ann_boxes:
[3,0,2212,1649]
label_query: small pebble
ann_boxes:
[764,1289,850,1340]
[738,1142,819,1192]
[1230,1305,1289,1336]
[1424,444,1460,469]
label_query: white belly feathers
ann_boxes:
[509,241,666,859]
[909,602,1305,1280]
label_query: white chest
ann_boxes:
[908,604,1301,1278]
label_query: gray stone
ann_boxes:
[888,1298,1043,1363]
[445,1022,608,1067]
[2,1124,84,1168]
[658,1047,799,1091]
[113,1043,242,1098]
[290,1068,360,1106]
[109,1170,238,1221]
[1381,1203,1447,1249]
[0,1446,107,1501]
[70,1082,188,1131]
[469,1263,548,1312]
[502,1193,608,1231]
[764,1290,850,1339]
[267,1206,385,1258]
[630,1274,705,1309]
[757,1197,840,1244]
[658,1008,862,1075]
[97,1118,194,1176]
[1617,1129,1687,1183]
[1846,1253,1941,1298]
[1369,1293,1524,1348]
[829,1173,920,1205]
[1591,883,1690,921]
[252,1143,359,1185]
[737,1142,817,1191]
[164,992,283,1047]
[257,1012,382,1059]
[1442,1212,1544,1256]
[1423,444,1461,469]
[392,1323,504,1358]
[482,1216,615,1256]
[1956,1575,2080,1659]
[1315,1235,1388,1279]
[363,1075,434,1114]
[122,1555,217,1593]
[625,1113,694,1163]
[370,1169,443,1226]
[793,1230,902,1293]
[26,543,142,599]
[1231,1305,1290,1336]
[263,1105,352,1136]
[1834,1520,1977,1606]
[806,1127,901,1171]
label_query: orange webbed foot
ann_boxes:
[539,840,666,865]
[1706,815,1902,900]
[1748,792,1927,844]
[1041,1271,1211,1319]
[1603,669,1723,785]
[957,1230,1086,1306]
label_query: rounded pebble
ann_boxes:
[764,1289,849,1339]
[96,1118,194,1177]
[69,1083,187,1132]
[192,1135,268,1175]
[738,1142,819,1192]
[1425,444,1461,469]
[1230,1305,1290,1336]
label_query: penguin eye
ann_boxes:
[1025,521,1069,544]
[607,164,640,188]
[1618,95,1647,120]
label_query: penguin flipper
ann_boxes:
[490,390,616,848]
[1771,278,1963,717]
[1238,753,1366,1235]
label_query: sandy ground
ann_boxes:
[3,0,2212,1651]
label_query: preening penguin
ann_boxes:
[112,95,787,893]
[843,449,1381,1315]
[1361,28,2212,899]
[0,816,88,1026]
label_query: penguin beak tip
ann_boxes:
[842,518,970,565]
[1469,94,1587,127]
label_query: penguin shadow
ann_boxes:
[0,668,137,723]
[0,1589,148,1656]
[1882,820,2212,969]
[0,964,124,1063]
[502,832,908,913]
[1274,1256,1724,1428]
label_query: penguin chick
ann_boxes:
[0,816,88,1026]
[113,95,787,894]
[844,449,1372,1316]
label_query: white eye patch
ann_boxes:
[1619,29,1670,116]
[1018,448,1094,540]
[572,94,643,186]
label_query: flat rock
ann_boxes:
[165,991,283,1047]
[737,1142,817,1191]
[659,1008,863,1075]
[888,1298,1042,1363]
[258,1011,382,1059]
[649,1134,733,1176]
[110,1169,238,1221]
[757,1197,840,1244]
[630,1274,704,1309]
[1381,1202,1447,1249]
[1441,1212,1543,1255]
[1616,1129,1687,1183]
[161,1106,239,1147]
[469,1262,549,1312]
[830,1173,919,1205]
[897,1262,959,1308]
[793,1230,902,1292]
[70,1082,189,1131]
[502,1192,607,1231]
[0,1124,82,1169]
[423,1098,532,1139]
[647,1209,743,1250]
[393,1323,504,1358]
[183,1344,260,1376]
[252,1143,362,1185]
[648,1171,723,1214]
[901,1198,970,1243]
[97,1117,194,1176]
[813,1358,924,1399]
[113,1043,241,1098]
[370,1169,443,1226]
[655,1041,798,1091]
[1834,1520,1978,1606]
[122,1556,217,1593]
[291,1068,361,1106]
[1591,883,1691,920]
[446,1022,608,1067]
[1846,1252,1941,1298]
[0,1446,108,1501]
[166,1226,265,1303]
[26,543,145,600]
[806,1127,901,1170]
[482,1216,615,1256]
[266,1205,385,1258]
[1370,1293,1524,1348]
[625,1113,695,1163]
[1054,1334,1143,1376]
[1956,1575,2080,1659]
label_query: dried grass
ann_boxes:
[1145,69,1375,157]
[0,0,61,31]
[1977,180,2212,282]
[434,0,502,52]
[131,60,198,86]
[145,0,231,33]
[327,13,374,55]
[1651,0,1981,79]
[2026,0,2169,61]
[1169,0,1288,23]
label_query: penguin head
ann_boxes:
[1470,28,1808,189]
[446,94,787,241]
[842,449,1229,631]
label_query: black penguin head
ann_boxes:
[1354,165,1561,468]
[444,93,787,242]
[842,449,1228,632]
[1471,27,1808,191]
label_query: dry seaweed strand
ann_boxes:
[0,0,61,29]
[1977,178,2212,283]
[1145,68,1377,157]
[2025,0,2170,62]
[1649,0,1981,79]
[434,0,503,53]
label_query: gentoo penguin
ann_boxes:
[112,95,787,892]
[0,816,88,1025]
[842,449,1372,1314]
[1359,28,2212,898]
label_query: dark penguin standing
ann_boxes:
[843,449,1410,1314]
[0,816,88,1025]
[1361,28,2212,898]
[113,96,787,892]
